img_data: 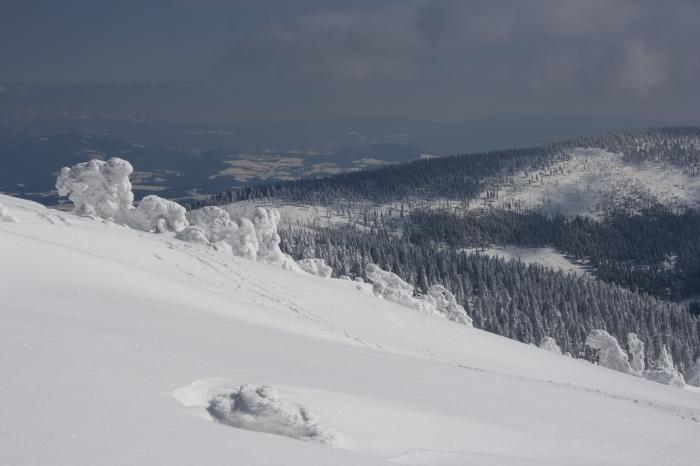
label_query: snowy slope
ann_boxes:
[1,193,700,466]
[472,148,700,216]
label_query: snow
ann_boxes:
[296,258,333,278]
[205,384,339,445]
[2,192,700,466]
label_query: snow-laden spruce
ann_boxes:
[56,158,300,270]
[365,263,472,326]
[207,385,337,445]
[296,258,333,278]
[539,336,562,355]
[586,330,634,374]
[627,333,646,376]
[687,357,700,387]
[56,157,187,233]
[0,201,18,222]
[645,345,685,388]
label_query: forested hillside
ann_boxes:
[280,225,700,377]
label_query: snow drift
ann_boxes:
[365,264,472,326]
[207,385,337,445]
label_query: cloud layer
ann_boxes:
[2,0,700,121]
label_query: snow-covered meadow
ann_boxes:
[2,160,700,464]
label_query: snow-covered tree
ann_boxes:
[585,330,633,374]
[539,336,562,355]
[645,345,685,388]
[686,357,700,387]
[56,157,187,233]
[626,333,645,376]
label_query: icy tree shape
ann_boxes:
[56,158,135,223]
[296,258,333,278]
[539,336,562,355]
[207,385,337,445]
[686,357,700,387]
[626,333,645,376]
[364,264,473,325]
[645,345,685,388]
[365,263,434,313]
[56,157,188,233]
[0,202,18,222]
[251,207,299,271]
[132,195,188,233]
[585,329,633,374]
[186,206,259,260]
[424,285,473,326]
[175,225,208,244]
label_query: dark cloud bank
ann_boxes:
[2,0,699,123]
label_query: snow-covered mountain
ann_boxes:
[2,189,700,465]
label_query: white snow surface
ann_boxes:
[2,193,700,466]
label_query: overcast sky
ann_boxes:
[2,0,700,122]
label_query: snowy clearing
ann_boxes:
[1,193,700,465]
[462,245,593,277]
[471,148,700,216]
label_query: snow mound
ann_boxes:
[645,345,685,388]
[365,264,472,325]
[56,157,186,232]
[539,336,562,355]
[586,330,633,374]
[297,258,333,278]
[207,385,337,445]
[0,201,18,222]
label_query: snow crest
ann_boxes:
[365,264,472,326]
[207,385,338,445]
